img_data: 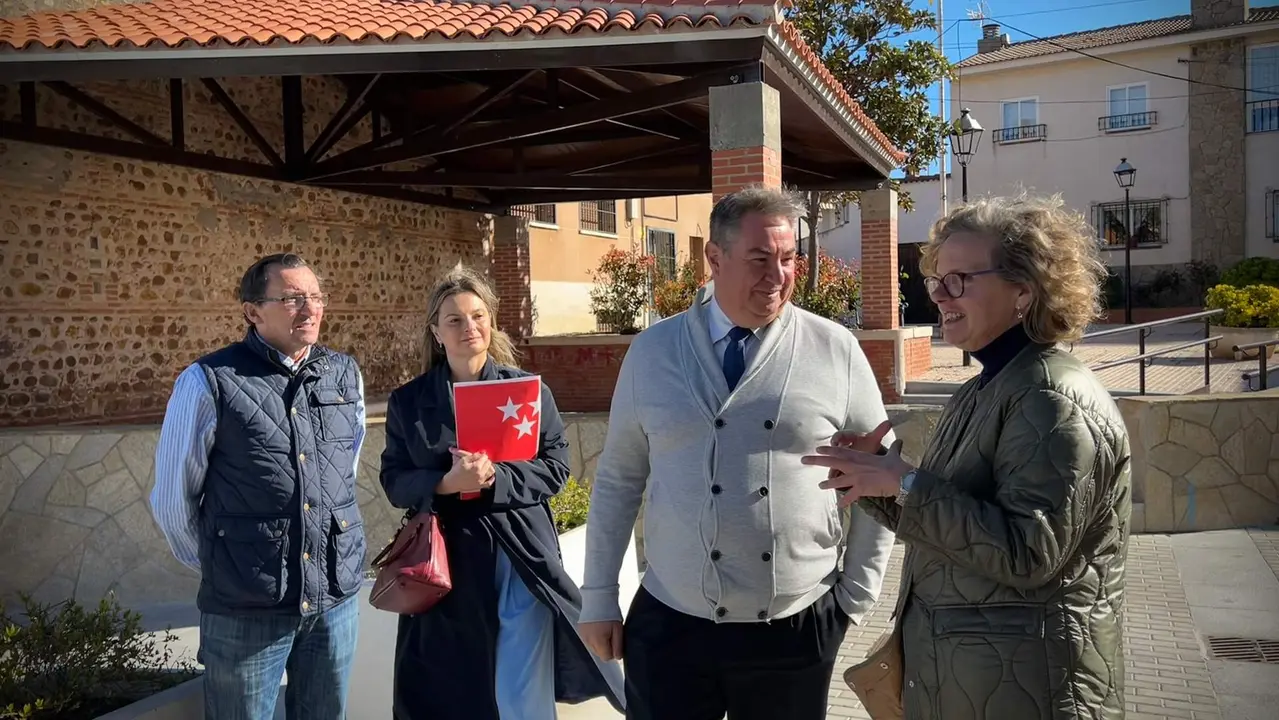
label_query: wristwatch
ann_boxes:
[895,469,919,506]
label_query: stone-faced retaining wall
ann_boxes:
[0,413,613,608]
[10,392,1273,609]
[1118,392,1279,533]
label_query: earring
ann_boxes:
[1016,307,1025,320]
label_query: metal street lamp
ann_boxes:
[949,108,983,365]
[948,108,984,203]
[1113,157,1137,325]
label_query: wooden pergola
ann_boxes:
[0,0,902,214]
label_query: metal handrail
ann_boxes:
[1080,309,1223,341]
[1074,309,1225,395]
[1235,337,1279,391]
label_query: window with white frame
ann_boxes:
[1108,83,1148,116]
[1100,83,1153,131]
[1001,97,1038,128]
[1247,43,1279,133]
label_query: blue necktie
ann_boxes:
[722,326,753,391]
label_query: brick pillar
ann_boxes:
[859,187,899,330]
[491,214,534,339]
[709,81,782,199]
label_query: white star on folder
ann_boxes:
[526,401,539,416]
[497,397,521,421]
[514,415,536,438]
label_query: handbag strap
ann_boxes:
[371,511,426,568]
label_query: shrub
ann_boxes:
[652,259,703,318]
[0,594,197,720]
[793,251,861,323]
[589,248,656,333]
[550,476,591,533]
[1204,283,1279,329]
[1220,257,1279,289]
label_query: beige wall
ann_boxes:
[952,45,1193,270]
[527,195,713,334]
[1245,33,1279,259]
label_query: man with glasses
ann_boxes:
[151,252,366,720]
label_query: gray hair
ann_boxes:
[709,185,805,251]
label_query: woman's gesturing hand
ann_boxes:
[803,420,914,507]
[437,447,496,495]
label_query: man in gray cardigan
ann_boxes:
[579,186,898,719]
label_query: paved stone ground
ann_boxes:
[919,324,1265,395]
[144,531,1279,720]
[828,530,1279,720]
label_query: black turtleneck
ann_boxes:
[971,323,1032,387]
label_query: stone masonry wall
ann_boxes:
[0,74,489,426]
[1187,36,1248,268]
[0,413,611,608]
[1119,392,1279,533]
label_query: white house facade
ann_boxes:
[947,0,1278,285]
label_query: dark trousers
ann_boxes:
[622,586,851,720]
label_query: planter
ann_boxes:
[1210,325,1279,360]
[93,675,203,720]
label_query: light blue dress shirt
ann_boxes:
[707,294,764,366]
[149,343,366,571]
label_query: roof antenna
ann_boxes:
[967,0,991,22]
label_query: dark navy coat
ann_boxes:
[195,329,366,617]
[379,358,626,719]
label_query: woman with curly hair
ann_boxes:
[803,193,1133,719]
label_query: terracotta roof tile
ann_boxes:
[0,0,780,50]
[958,7,1279,69]
[0,0,903,164]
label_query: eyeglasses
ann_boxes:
[923,270,1000,299]
[256,294,329,310]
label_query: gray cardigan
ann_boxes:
[579,286,897,625]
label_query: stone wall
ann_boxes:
[0,73,489,427]
[1119,392,1279,533]
[16,391,1275,610]
[1187,36,1248,268]
[0,408,938,607]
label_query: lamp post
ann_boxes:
[1113,157,1137,325]
[948,108,984,366]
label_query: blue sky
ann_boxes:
[895,0,1278,176]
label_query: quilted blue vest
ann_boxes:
[194,329,366,617]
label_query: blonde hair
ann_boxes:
[921,193,1108,344]
[422,266,520,374]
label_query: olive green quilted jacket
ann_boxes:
[861,343,1132,720]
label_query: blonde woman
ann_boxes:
[379,267,624,719]
[804,194,1133,720]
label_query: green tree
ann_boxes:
[783,0,952,291]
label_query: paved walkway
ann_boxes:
[141,530,1279,720]
[919,324,1266,395]
[827,530,1279,720]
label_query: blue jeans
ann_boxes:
[494,546,556,719]
[199,596,360,720]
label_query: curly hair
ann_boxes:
[921,193,1108,344]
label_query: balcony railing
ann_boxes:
[511,204,557,225]
[993,124,1047,143]
[1098,110,1158,132]
[1247,99,1279,133]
